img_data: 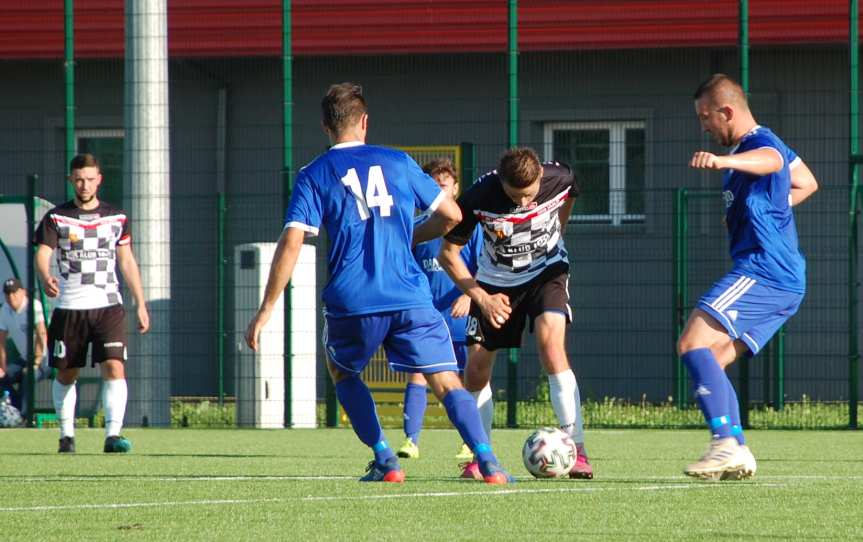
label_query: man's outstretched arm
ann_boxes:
[245,226,306,351]
[690,148,783,176]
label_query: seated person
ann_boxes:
[0,278,48,415]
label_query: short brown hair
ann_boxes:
[321,83,367,136]
[69,153,100,173]
[498,147,542,189]
[422,157,458,182]
[693,73,748,108]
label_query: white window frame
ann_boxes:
[543,121,645,226]
[75,128,125,151]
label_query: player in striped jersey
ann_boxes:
[440,147,593,479]
[680,74,818,480]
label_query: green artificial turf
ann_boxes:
[1,428,861,541]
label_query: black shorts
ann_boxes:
[466,262,572,351]
[48,305,127,369]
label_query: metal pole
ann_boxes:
[673,188,682,407]
[506,0,519,428]
[282,0,294,428]
[850,0,860,429]
[677,189,690,408]
[64,0,75,200]
[737,0,751,429]
[775,325,785,410]
[459,142,476,193]
[25,175,38,425]
[217,193,226,406]
[762,340,772,407]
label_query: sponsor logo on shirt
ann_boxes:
[497,233,551,256]
[422,258,443,273]
[65,249,113,261]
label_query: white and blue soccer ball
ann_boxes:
[522,427,577,478]
[0,401,23,428]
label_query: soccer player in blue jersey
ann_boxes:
[396,158,484,466]
[245,83,512,484]
[680,74,818,480]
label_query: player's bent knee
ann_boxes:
[676,334,705,357]
[425,370,463,399]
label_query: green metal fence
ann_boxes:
[0,1,861,430]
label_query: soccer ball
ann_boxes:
[0,401,23,428]
[522,427,577,478]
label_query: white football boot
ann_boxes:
[684,437,746,480]
[720,444,757,480]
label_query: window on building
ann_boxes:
[76,129,124,207]
[543,121,645,225]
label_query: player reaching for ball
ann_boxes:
[439,147,594,480]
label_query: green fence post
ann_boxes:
[217,193,226,406]
[64,0,75,201]
[25,175,38,426]
[325,376,338,427]
[506,353,518,428]
[673,188,681,406]
[459,141,476,192]
[775,325,785,410]
[505,0,520,429]
[737,0,751,430]
[282,0,294,428]
[673,188,689,408]
[761,338,772,407]
[850,0,860,429]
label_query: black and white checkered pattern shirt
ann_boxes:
[445,162,579,288]
[35,201,130,309]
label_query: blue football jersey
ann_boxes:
[285,142,445,316]
[412,220,483,342]
[723,126,805,293]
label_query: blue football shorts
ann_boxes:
[697,272,804,355]
[453,341,468,372]
[323,307,458,374]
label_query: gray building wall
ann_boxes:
[0,45,858,402]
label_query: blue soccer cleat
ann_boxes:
[359,457,405,483]
[478,460,515,485]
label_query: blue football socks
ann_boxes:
[335,375,394,464]
[403,383,427,444]
[682,348,732,440]
[726,377,745,445]
[442,388,497,464]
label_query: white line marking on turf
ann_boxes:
[8,473,859,484]
[8,475,354,483]
[7,473,858,485]
[0,482,775,513]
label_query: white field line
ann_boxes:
[0,483,773,513]
[4,474,861,484]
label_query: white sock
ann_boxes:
[471,383,493,442]
[52,379,77,438]
[549,369,585,444]
[103,379,128,438]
